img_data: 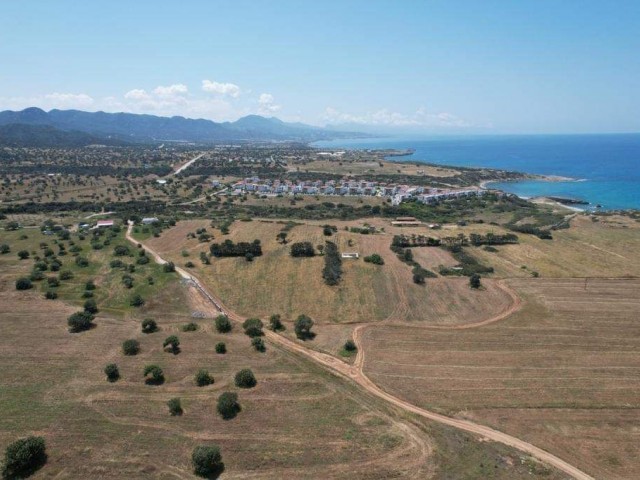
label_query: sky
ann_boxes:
[0,0,639,134]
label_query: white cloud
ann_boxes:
[0,92,95,111]
[258,93,281,115]
[124,89,150,100]
[202,80,241,98]
[0,80,287,123]
[323,107,472,128]
[43,92,94,108]
[153,84,188,96]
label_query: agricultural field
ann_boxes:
[294,158,461,178]
[0,225,563,479]
[361,277,640,479]
[143,219,514,329]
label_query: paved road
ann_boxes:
[125,223,594,480]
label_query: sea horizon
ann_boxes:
[314,133,640,211]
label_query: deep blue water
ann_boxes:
[314,134,640,210]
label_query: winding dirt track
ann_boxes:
[126,224,594,480]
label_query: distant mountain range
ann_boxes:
[0,107,364,147]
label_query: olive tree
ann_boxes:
[191,445,223,477]
[2,436,47,479]
[234,369,257,388]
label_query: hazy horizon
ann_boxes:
[1,1,639,135]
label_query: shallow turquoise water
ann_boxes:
[315,134,640,210]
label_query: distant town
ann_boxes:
[228,176,487,206]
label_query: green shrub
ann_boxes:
[215,315,231,333]
[470,273,481,289]
[143,364,164,385]
[122,339,140,356]
[85,280,96,290]
[251,337,266,352]
[15,278,32,291]
[167,397,183,416]
[234,369,257,388]
[130,294,145,307]
[268,314,285,331]
[163,335,180,354]
[216,392,240,419]
[294,314,315,340]
[141,318,158,333]
[83,299,98,314]
[45,290,58,300]
[67,311,94,332]
[104,363,119,382]
[59,270,73,280]
[1,436,47,479]
[242,318,263,337]
[363,253,384,265]
[215,342,226,354]
[195,369,214,387]
[192,445,223,477]
[181,322,198,332]
[17,250,30,260]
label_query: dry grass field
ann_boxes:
[145,219,513,330]
[0,231,564,479]
[462,215,640,278]
[295,158,461,178]
[361,277,640,479]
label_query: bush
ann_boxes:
[216,392,240,419]
[15,278,32,291]
[294,314,315,340]
[143,364,164,385]
[104,363,119,382]
[192,445,223,477]
[136,255,150,265]
[322,241,342,286]
[75,256,89,267]
[83,299,98,314]
[167,397,183,416]
[268,314,284,331]
[17,250,30,260]
[1,436,47,479]
[234,369,257,388]
[0,244,10,254]
[67,311,94,332]
[113,245,130,256]
[163,335,180,354]
[130,294,145,307]
[344,340,357,352]
[242,318,264,337]
[29,270,44,282]
[45,290,58,300]
[251,337,266,352]
[215,315,231,333]
[59,270,73,280]
[182,322,198,332]
[210,239,262,258]
[195,369,214,387]
[122,339,140,356]
[141,318,158,333]
[215,342,226,354]
[85,280,96,290]
[363,254,384,265]
[46,277,60,287]
[185,261,195,268]
[163,262,176,273]
[81,290,94,298]
[290,242,315,257]
[470,274,481,289]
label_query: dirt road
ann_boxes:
[125,224,594,480]
[172,153,205,176]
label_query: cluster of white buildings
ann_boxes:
[229,177,486,205]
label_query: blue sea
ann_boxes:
[314,134,640,211]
